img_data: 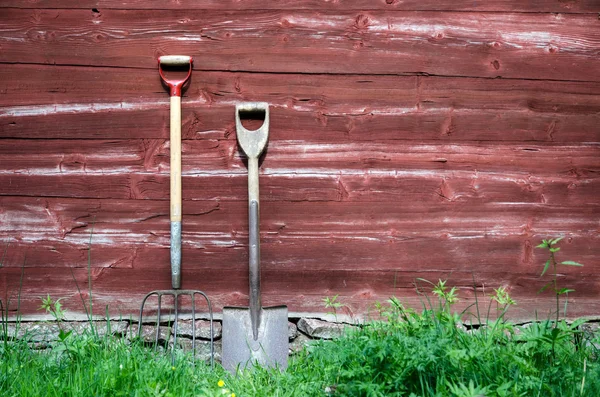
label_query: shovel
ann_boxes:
[222,103,288,372]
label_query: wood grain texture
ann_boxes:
[1,197,597,269]
[1,10,599,80]
[2,139,599,174]
[1,65,599,142]
[1,0,599,13]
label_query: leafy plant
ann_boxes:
[323,295,343,317]
[39,294,67,323]
[323,294,354,321]
[447,379,491,397]
[492,286,516,311]
[537,237,584,323]
[416,278,459,313]
[432,279,460,309]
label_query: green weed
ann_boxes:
[323,295,344,318]
[537,237,584,323]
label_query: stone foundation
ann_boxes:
[3,318,598,363]
[0,317,357,363]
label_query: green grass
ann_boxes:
[0,328,228,397]
[1,303,599,397]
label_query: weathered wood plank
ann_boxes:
[0,173,340,200]
[1,10,599,80]
[1,139,598,175]
[1,1,599,13]
[2,266,599,320]
[0,172,597,207]
[2,197,598,243]
[1,198,597,276]
[1,138,597,209]
[2,66,599,142]
[2,233,597,274]
[4,65,600,111]
[4,105,597,143]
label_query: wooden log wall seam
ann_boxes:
[1,1,599,13]
[0,3,598,321]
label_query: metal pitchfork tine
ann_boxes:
[138,290,214,367]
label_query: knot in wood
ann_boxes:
[354,14,370,30]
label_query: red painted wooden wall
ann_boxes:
[0,1,599,321]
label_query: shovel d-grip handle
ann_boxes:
[235,102,270,161]
[159,55,193,289]
[158,55,193,97]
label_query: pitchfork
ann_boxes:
[138,55,214,366]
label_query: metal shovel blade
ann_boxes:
[222,305,288,372]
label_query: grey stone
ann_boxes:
[289,333,311,355]
[580,322,600,351]
[2,321,130,340]
[65,321,129,337]
[9,322,62,343]
[1,324,18,340]
[174,319,222,340]
[29,341,53,350]
[288,321,298,341]
[128,323,171,343]
[512,322,533,337]
[297,318,348,340]
[172,337,222,363]
[99,320,130,336]
[580,322,600,338]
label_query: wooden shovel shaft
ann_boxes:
[170,96,182,289]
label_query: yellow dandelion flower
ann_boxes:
[171,366,176,371]
[217,380,225,388]
[231,393,236,397]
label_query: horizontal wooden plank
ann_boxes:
[1,139,598,175]
[2,232,597,274]
[4,65,600,111]
[3,105,598,143]
[2,196,598,241]
[2,66,599,142]
[1,1,599,13]
[1,172,597,207]
[1,197,597,272]
[2,266,599,320]
[1,10,599,80]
